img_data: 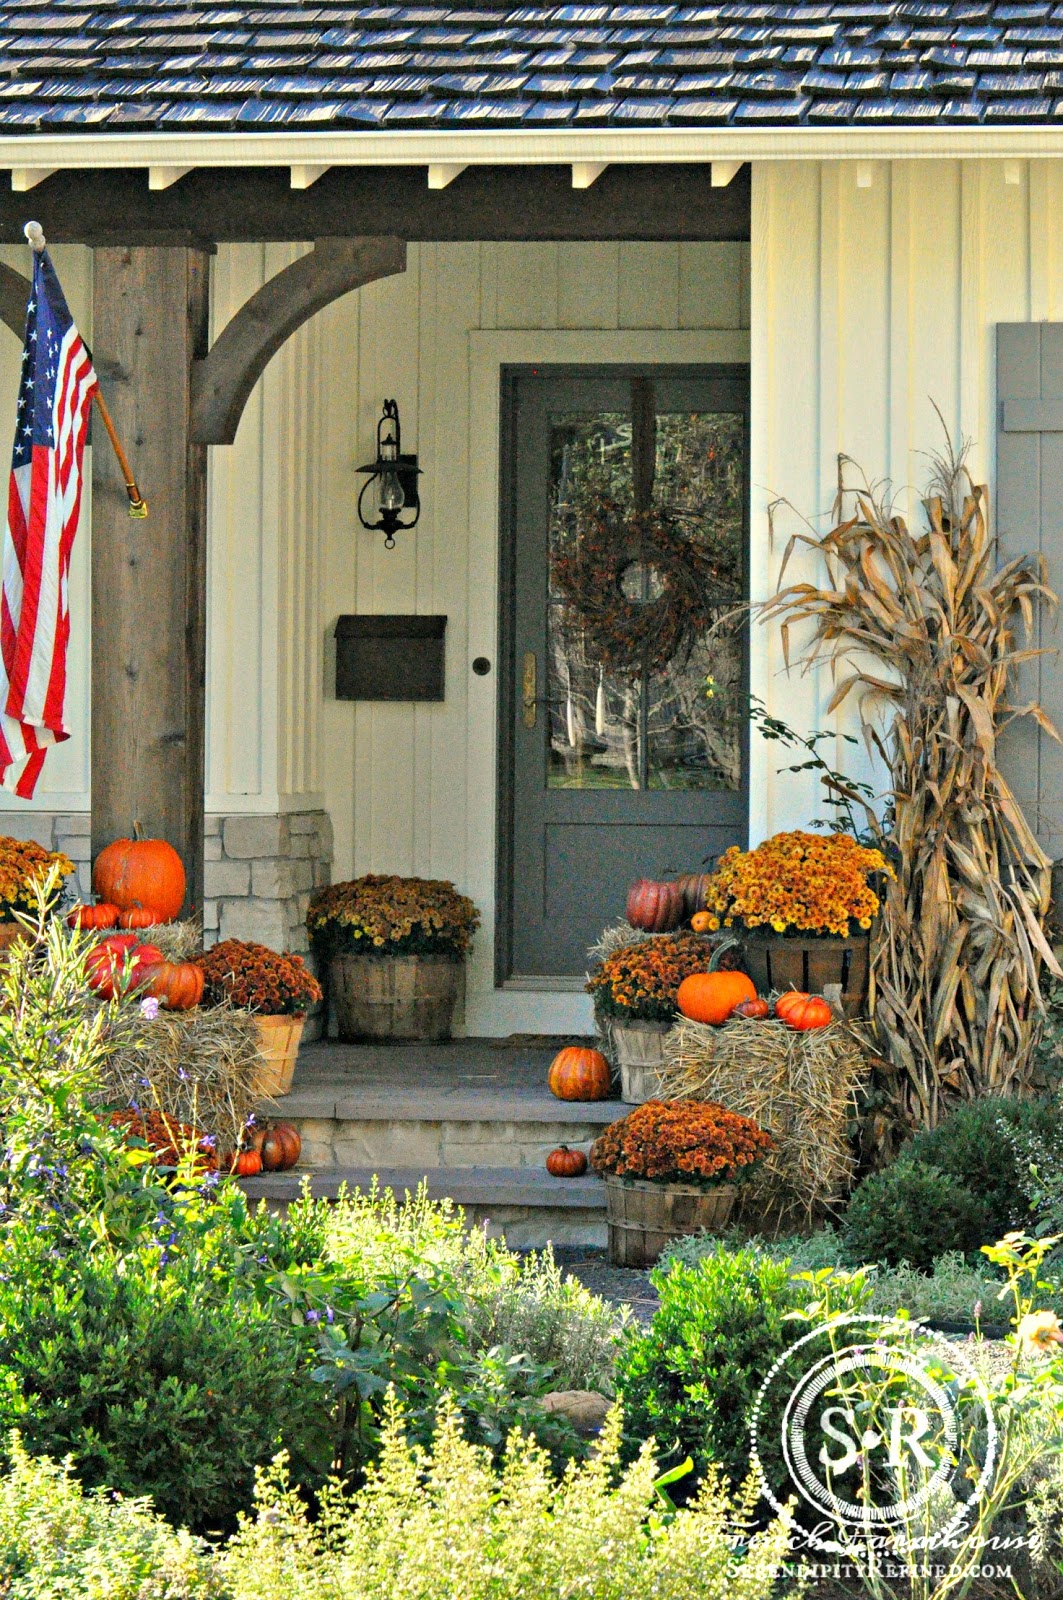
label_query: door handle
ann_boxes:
[522,651,537,729]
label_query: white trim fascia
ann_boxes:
[8,126,1063,171]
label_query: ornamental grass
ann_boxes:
[701,830,890,937]
[308,875,479,960]
[590,1099,773,1187]
[762,439,1062,1125]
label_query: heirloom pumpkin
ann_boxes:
[784,994,833,1031]
[67,902,119,931]
[85,937,165,1000]
[141,959,204,1012]
[677,970,757,1025]
[674,872,713,918]
[546,1145,588,1177]
[774,990,810,1021]
[93,837,186,924]
[262,1122,301,1170]
[625,878,684,934]
[733,996,770,1019]
[547,1046,611,1102]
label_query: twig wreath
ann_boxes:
[550,499,726,676]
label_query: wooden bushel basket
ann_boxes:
[251,1014,305,1097]
[604,1174,737,1267]
[740,933,869,1017]
[330,952,462,1042]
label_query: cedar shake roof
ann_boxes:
[0,1,1060,132]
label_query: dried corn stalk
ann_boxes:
[762,445,1061,1128]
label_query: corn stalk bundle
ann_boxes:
[660,1014,870,1220]
[761,447,1061,1128]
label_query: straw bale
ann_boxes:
[660,1015,871,1221]
[136,919,203,962]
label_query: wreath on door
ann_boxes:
[550,500,727,676]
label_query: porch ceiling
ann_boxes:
[0,161,751,243]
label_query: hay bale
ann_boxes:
[136,919,203,962]
[660,1015,871,1222]
[96,1001,261,1155]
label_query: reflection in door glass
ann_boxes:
[547,408,745,791]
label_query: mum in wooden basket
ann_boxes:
[198,940,322,1097]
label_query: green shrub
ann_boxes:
[0,1232,319,1534]
[615,1242,867,1500]
[220,1397,793,1600]
[0,1433,222,1598]
[906,1095,1062,1241]
[841,1159,992,1269]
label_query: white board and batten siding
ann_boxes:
[750,158,1063,849]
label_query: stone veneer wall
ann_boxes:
[0,809,332,960]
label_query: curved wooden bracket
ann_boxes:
[0,262,30,341]
[190,235,406,444]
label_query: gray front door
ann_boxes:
[498,365,750,980]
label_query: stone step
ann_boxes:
[239,1164,608,1250]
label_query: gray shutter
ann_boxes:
[997,324,1063,857]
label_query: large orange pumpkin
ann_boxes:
[677,970,757,1025]
[547,1046,611,1102]
[141,959,204,1011]
[625,879,684,933]
[93,838,186,924]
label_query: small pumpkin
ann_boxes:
[625,878,684,934]
[784,995,833,1031]
[674,872,713,918]
[141,959,205,1011]
[733,996,770,1019]
[118,906,161,930]
[548,1046,611,1102]
[93,837,186,924]
[68,902,120,931]
[247,1124,268,1155]
[774,990,810,1021]
[677,970,757,1026]
[269,1122,302,1170]
[546,1145,588,1177]
[690,910,715,934]
[230,1149,262,1177]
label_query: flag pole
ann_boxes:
[23,221,148,519]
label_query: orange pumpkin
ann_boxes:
[85,937,164,1000]
[784,995,833,1031]
[141,959,204,1011]
[547,1046,611,1102]
[677,970,757,1025]
[230,1149,262,1177]
[261,1122,301,1171]
[774,990,809,1021]
[733,996,770,1019]
[546,1145,588,1177]
[690,910,715,934]
[67,902,120,931]
[118,906,161,930]
[625,878,684,934]
[93,838,186,924]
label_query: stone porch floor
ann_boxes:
[240,1037,624,1249]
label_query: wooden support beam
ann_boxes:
[427,162,466,190]
[190,235,405,444]
[571,161,607,189]
[11,168,55,192]
[0,261,28,339]
[149,165,191,191]
[290,163,330,189]
[92,246,210,916]
[710,160,744,188]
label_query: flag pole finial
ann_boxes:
[23,222,45,253]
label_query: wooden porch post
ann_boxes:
[91,247,210,916]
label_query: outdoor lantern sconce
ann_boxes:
[357,399,421,548]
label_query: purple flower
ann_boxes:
[139,997,160,1021]
[304,1309,321,1324]
[325,1306,334,1324]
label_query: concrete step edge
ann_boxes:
[262,1094,624,1125]
[239,1164,608,1209]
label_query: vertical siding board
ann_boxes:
[678,242,741,329]
[888,162,912,521]
[495,242,559,328]
[618,243,680,328]
[558,243,620,329]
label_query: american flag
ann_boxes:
[1,246,97,797]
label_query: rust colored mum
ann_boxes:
[197,939,322,1016]
[587,933,718,1023]
[308,875,479,960]
[703,831,891,939]
[109,1107,219,1173]
[590,1099,773,1187]
[0,835,74,921]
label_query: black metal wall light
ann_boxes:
[357,399,421,548]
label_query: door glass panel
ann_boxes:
[547,402,745,792]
